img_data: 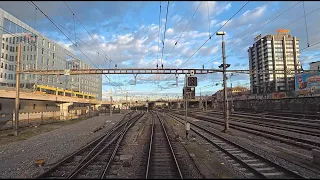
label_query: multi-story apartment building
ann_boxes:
[0,8,102,100]
[248,30,302,94]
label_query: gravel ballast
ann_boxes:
[0,113,125,178]
[173,113,320,178]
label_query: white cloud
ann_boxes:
[167,28,174,36]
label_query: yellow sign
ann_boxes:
[276,29,290,34]
[254,34,261,41]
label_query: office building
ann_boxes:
[248,29,302,94]
[0,8,102,100]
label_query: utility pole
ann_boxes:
[217,31,229,132]
[126,92,128,111]
[205,94,208,113]
[230,73,234,114]
[110,89,113,116]
[184,74,190,139]
[14,44,22,136]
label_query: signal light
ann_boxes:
[187,76,197,87]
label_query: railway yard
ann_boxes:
[0,109,320,179]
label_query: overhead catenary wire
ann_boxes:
[179,1,249,69]
[163,1,202,62]
[302,1,310,47]
[30,1,111,83]
[157,1,162,69]
[202,1,303,66]
[207,1,210,39]
[161,1,170,69]
[63,2,114,64]
[63,1,121,87]
[165,1,249,81]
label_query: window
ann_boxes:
[27,55,28,61]
[52,61,55,67]
[1,53,3,58]
[53,53,54,59]
[4,73,6,79]
[6,38,8,42]
[2,43,4,49]
[27,46,29,51]
[5,54,8,60]
[48,42,50,48]
[31,46,32,51]
[16,47,17,52]
[42,48,44,54]
[33,104,36,109]
[13,37,15,44]
[1,63,3,68]
[42,39,45,46]
[33,64,36,69]
[42,57,44,64]
[23,55,25,60]
[30,55,32,61]
[34,55,36,60]
[23,46,25,51]
[46,104,48,109]
[47,59,49,66]
[0,73,2,78]
[53,45,56,51]
[6,45,8,50]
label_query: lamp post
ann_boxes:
[216,31,229,132]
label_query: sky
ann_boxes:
[1,1,320,101]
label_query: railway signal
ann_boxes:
[187,76,198,87]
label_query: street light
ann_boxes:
[216,31,229,132]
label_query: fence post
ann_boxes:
[41,112,43,124]
[12,113,14,129]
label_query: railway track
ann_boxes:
[239,110,320,120]
[37,111,144,179]
[171,110,320,150]
[167,113,305,179]
[201,110,320,137]
[145,111,183,179]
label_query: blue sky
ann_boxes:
[1,1,320,101]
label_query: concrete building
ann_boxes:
[310,61,320,71]
[248,30,302,94]
[0,8,102,100]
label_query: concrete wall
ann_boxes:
[216,96,320,114]
[0,98,59,113]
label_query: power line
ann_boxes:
[302,1,310,47]
[30,1,110,82]
[63,2,114,65]
[203,1,302,66]
[63,1,118,85]
[179,1,249,69]
[163,1,202,62]
[164,1,249,81]
[207,1,210,38]
[301,41,320,52]
[157,1,161,69]
[161,1,170,68]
